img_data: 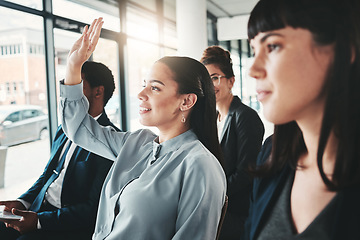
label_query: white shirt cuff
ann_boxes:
[16,199,31,210]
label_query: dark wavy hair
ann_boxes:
[81,61,115,106]
[200,45,235,78]
[248,0,360,190]
[157,56,223,166]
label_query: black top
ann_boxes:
[243,136,360,240]
[257,171,339,240]
[219,96,264,240]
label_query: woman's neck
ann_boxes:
[297,117,337,176]
[158,123,190,144]
[217,94,233,122]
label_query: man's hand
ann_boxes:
[3,209,38,234]
[0,200,26,212]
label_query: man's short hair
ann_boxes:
[81,61,115,106]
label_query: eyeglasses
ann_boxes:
[211,75,225,86]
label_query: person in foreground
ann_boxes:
[242,0,360,239]
[200,46,264,239]
[60,18,226,240]
[0,61,121,240]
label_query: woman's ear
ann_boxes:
[180,93,197,111]
[228,76,235,88]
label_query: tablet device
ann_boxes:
[0,209,22,220]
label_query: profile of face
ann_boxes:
[249,27,334,125]
[205,64,234,103]
[138,62,184,131]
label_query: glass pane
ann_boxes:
[164,47,177,56]
[164,20,177,49]
[9,0,42,10]
[129,0,157,12]
[93,39,121,129]
[53,29,80,123]
[53,0,120,32]
[54,29,121,129]
[0,7,50,199]
[164,0,176,21]
[127,7,159,43]
[127,39,160,132]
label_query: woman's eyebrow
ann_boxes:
[149,79,165,86]
[260,32,284,43]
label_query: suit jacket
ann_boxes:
[243,136,360,240]
[19,111,120,232]
[219,96,264,239]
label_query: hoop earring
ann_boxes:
[181,112,186,123]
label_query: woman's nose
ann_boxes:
[248,56,266,80]
[137,87,147,101]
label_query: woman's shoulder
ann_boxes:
[231,96,262,121]
[257,135,273,165]
[180,139,222,171]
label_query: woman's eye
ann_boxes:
[151,86,160,91]
[267,44,280,52]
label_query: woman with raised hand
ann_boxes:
[200,46,264,240]
[243,0,360,239]
[60,18,226,240]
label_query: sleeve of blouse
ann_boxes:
[172,150,226,240]
[59,81,129,161]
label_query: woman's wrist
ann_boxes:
[65,65,82,85]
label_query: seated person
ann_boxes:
[60,18,226,240]
[0,61,121,240]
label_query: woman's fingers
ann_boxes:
[89,19,103,52]
[87,18,97,37]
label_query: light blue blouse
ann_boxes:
[59,82,227,240]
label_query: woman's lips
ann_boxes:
[139,107,151,114]
[256,90,271,102]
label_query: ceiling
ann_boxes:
[75,0,259,21]
[207,0,259,18]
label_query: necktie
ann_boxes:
[29,140,72,212]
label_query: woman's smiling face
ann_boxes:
[137,62,184,131]
[249,27,334,125]
[205,64,234,103]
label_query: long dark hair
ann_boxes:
[157,56,223,166]
[248,0,360,190]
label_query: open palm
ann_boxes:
[67,18,103,70]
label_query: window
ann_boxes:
[22,109,40,119]
[53,0,120,32]
[0,6,49,199]
[10,0,43,10]
[6,111,21,123]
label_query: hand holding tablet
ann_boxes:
[0,206,22,221]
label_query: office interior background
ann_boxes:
[0,0,273,199]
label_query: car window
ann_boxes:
[22,109,39,119]
[5,111,21,122]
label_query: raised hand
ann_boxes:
[65,17,104,85]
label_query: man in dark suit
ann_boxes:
[0,61,121,240]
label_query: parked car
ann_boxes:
[0,105,48,146]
